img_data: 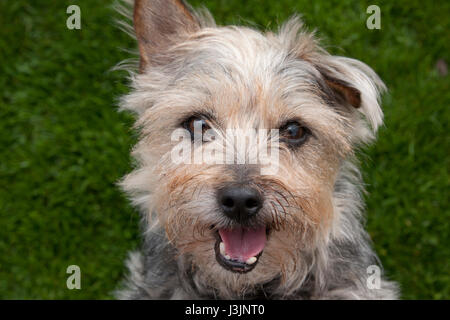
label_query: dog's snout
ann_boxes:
[217,186,263,222]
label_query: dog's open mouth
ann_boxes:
[214,226,268,273]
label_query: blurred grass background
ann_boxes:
[0,0,448,299]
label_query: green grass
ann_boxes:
[0,0,448,299]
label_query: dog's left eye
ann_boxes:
[279,121,310,146]
[183,116,211,140]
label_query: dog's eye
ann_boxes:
[183,116,211,140]
[280,121,310,146]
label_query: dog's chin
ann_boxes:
[213,226,270,274]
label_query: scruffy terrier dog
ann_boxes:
[116,0,399,299]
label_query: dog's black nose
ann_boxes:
[217,186,263,222]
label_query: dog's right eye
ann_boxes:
[183,116,211,140]
[279,121,310,147]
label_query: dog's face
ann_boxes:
[120,0,385,291]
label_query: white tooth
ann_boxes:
[219,242,225,255]
[246,257,257,265]
[225,255,231,260]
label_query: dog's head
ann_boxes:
[120,0,385,292]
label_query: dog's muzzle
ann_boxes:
[214,185,267,273]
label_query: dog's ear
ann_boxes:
[134,0,200,71]
[320,71,361,109]
[317,57,386,134]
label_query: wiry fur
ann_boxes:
[115,0,399,299]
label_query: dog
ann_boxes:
[115,0,399,299]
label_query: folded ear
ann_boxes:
[134,0,200,71]
[317,56,386,134]
[320,71,361,109]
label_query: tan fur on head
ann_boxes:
[117,0,396,299]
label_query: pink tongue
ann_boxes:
[219,227,266,262]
